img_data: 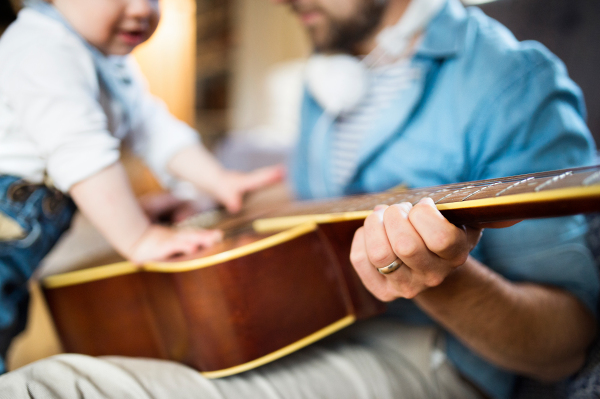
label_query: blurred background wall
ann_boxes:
[478,0,600,149]
[228,0,309,132]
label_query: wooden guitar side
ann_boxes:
[42,222,385,378]
[42,165,600,377]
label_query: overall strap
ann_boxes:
[28,2,133,133]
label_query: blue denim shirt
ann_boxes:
[290,1,599,398]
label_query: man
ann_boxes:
[0,0,597,398]
[287,0,598,397]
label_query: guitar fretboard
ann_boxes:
[253,165,600,232]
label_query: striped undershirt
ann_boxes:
[330,59,420,193]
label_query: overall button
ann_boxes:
[7,182,37,203]
[42,190,66,216]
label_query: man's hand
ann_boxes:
[349,197,595,380]
[350,198,482,301]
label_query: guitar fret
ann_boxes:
[534,172,573,192]
[495,177,535,197]
[462,182,503,201]
[435,186,479,204]
[583,171,600,186]
[426,189,452,203]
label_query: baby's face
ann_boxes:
[52,0,160,55]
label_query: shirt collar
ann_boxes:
[416,0,469,59]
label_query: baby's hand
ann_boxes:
[128,225,223,264]
[139,192,204,224]
[213,165,286,213]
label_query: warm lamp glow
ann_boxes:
[133,0,197,126]
[126,0,197,195]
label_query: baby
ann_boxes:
[0,0,283,372]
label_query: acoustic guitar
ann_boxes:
[41,165,600,378]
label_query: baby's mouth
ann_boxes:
[118,29,146,46]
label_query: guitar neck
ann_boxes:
[253,165,600,232]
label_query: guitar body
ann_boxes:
[42,165,600,377]
[42,220,385,378]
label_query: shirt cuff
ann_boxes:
[47,133,121,192]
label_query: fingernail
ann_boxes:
[391,202,411,217]
[402,201,413,210]
[418,197,436,207]
[396,202,413,213]
[374,207,386,222]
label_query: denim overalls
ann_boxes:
[0,175,76,373]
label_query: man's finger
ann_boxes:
[381,203,429,267]
[363,205,398,269]
[465,225,483,251]
[408,197,469,262]
[350,227,388,297]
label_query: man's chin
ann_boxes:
[308,28,340,54]
[307,23,364,54]
[302,1,387,55]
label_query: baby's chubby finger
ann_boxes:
[240,165,286,192]
[180,228,223,247]
[212,186,243,214]
[163,229,223,259]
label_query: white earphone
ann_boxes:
[305,0,446,116]
[305,54,370,116]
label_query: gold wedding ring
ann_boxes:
[377,258,403,275]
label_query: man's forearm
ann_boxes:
[414,256,596,381]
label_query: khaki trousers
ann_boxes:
[0,319,485,399]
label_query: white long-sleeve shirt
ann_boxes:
[0,9,200,193]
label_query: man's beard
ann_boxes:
[301,1,387,54]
